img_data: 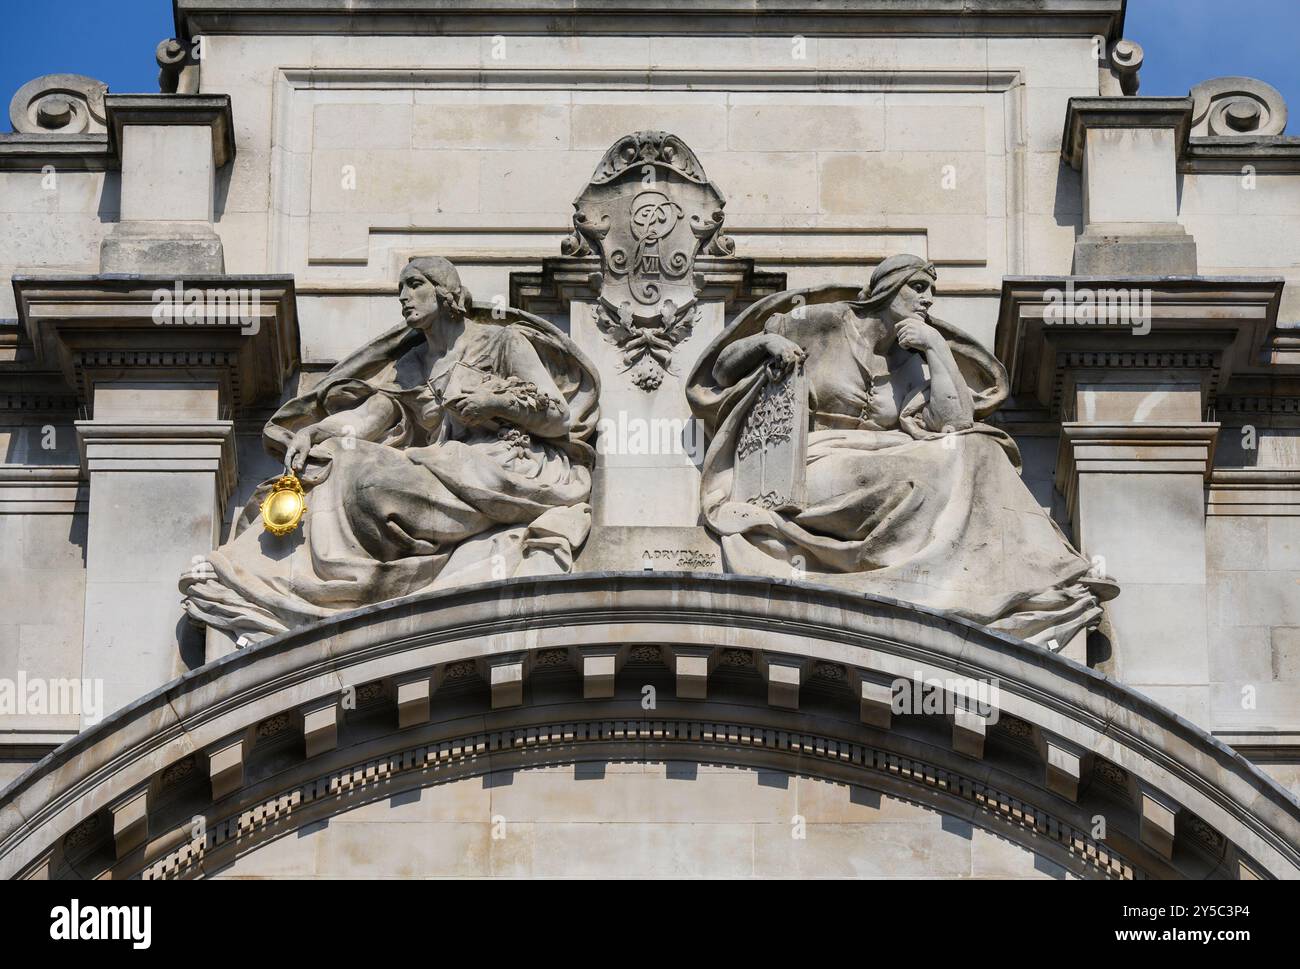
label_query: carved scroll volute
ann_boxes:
[8,74,108,134]
[157,38,201,95]
[1190,76,1288,137]
[1109,39,1143,96]
[565,130,735,391]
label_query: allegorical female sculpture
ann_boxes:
[687,254,1116,649]
[181,256,600,643]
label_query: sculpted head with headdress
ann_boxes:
[398,255,474,332]
[858,253,938,329]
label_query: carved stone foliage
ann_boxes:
[564,130,734,391]
[1190,76,1288,137]
[8,74,108,134]
[734,364,808,513]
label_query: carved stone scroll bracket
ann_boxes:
[1191,76,1288,138]
[8,74,108,134]
[1108,39,1143,96]
[157,38,202,95]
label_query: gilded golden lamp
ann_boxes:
[261,470,307,536]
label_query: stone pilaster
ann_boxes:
[76,411,236,718]
[15,275,299,719]
[997,275,1285,725]
[1056,421,1218,721]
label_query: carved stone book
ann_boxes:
[732,364,809,513]
[442,360,493,402]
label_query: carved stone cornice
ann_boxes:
[2,573,1296,880]
[1216,396,1300,417]
[138,714,1140,882]
[0,369,80,413]
[1061,97,1194,170]
[0,133,115,172]
[103,94,235,168]
[1182,137,1300,174]
[173,0,1127,40]
[995,276,1289,418]
[1063,79,1300,174]
[12,274,300,417]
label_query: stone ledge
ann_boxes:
[0,465,87,515]
[1184,136,1300,174]
[12,274,300,417]
[1062,96,1194,170]
[175,0,1126,39]
[0,133,114,172]
[1207,468,1300,516]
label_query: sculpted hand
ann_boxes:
[763,334,806,375]
[448,390,501,426]
[283,429,316,473]
[895,316,940,353]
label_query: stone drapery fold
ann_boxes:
[687,282,1111,649]
[180,309,600,643]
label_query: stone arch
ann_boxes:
[2,574,1297,879]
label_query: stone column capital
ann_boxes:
[74,419,237,504]
[1055,421,1219,528]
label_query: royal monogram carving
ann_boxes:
[564,130,734,391]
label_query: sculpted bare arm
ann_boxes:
[283,394,398,471]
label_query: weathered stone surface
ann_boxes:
[4,0,1300,882]
[564,131,733,393]
[3,573,1296,881]
[688,256,1113,649]
[179,257,600,646]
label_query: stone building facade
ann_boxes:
[1,0,1298,879]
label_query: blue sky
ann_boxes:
[1,0,1297,133]
[1128,0,1300,113]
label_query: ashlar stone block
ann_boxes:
[302,699,339,759]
